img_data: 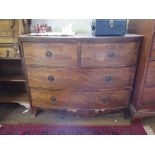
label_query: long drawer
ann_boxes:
[145,61,155,85]
[23,42,78,67]
[27,67,135,90]
[81,42,138,67]
[141,87,155,109]
[31,88,130,110]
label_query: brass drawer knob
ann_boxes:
[102,97,111,103]
[105,76,112,81]
[48,75,54,81]
[107,51,115,58]
[51,96,56,102]
[46,50,52,57]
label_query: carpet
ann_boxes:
[0,124,147,135]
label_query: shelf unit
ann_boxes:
[0,19,29,105]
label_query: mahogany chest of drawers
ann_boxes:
[128,20,155,120]
[19,34,142,116]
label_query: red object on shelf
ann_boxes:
[34,24,52,33]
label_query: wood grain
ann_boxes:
[128,19,155,107]
[27,66,135,91]
[81,42,138,67]
[23,42,78,67]
[31,88,130,110]
[145,61,155,85]
[141,87,155,109]
[19,33,142,115]
[128,19,155,119]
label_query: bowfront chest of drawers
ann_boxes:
[19,34,142,116]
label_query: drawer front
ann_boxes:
[81,42,138,67]
[145,61,155,85]
[0,47,17,57]
[31,88,130,109]
[27,67,135,90]
[141,87,155,109]
[23,43,78,67]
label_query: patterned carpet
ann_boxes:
[0,124,147,135]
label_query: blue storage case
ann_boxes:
[91,19,127,36]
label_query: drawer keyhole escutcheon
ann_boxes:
[46,50,52,57]
[105,76,112,82]
[48,75,54,81]
[107,51,115,58]
[51,96,56,102]
[102,97,111,103]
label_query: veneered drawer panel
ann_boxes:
[81,42,138,67]
[27,67,135,90]
[141,87,155,109]
[145,61,155,85]
[0,47,17,57]
[31,88,130,110]
[23,42,78,67]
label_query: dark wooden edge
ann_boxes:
[128,20,154,109]
[129,40,142,102]
[149,31,155,58]
[18,40,32,111]
[77,42,81,67]
[130,104,155,123]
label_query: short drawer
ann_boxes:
[0,47,17,58]
[145,61,155,85]
[27,67,135,90]
[141,87,155,109]
[31,88,130,110]
[23,42,78,67]
[81,42,138,67]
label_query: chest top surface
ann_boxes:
[19,33,142,43]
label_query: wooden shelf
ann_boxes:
[0,75,26,82]
[0,92,29,103]
[0,57,21,60]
